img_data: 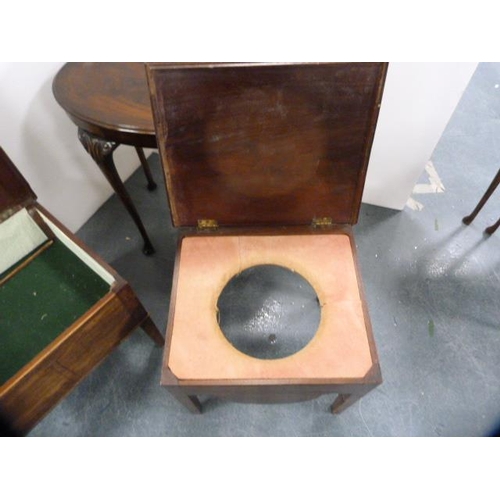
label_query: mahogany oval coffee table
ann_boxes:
[53,62,158,255]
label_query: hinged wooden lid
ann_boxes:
[147,62,387,228]
[0,148,37,221]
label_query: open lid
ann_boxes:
[147,62,387,227]
[0,148,37,221]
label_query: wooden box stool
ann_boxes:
[0,148,164,435]
[147,62,387,414]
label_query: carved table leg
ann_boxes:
[78,129,155,255]
[135,147,157,191]
[463,168,500,226]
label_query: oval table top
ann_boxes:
[52,62,157,148]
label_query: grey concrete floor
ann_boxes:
[30,63,500,436]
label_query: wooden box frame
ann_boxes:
[0,148,164,435]
[147,62,387,414]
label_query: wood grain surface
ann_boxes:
[147,62,387,227]
[53,63,156,147]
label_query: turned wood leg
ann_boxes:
[167,387,202,414]
[135,147,157,191]
[485,216,500,235]
[331,387,375,414]
[140,316,164,346]
[78,129,155,255]
[463,168,500,225]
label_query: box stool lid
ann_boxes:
[147,62,387,228]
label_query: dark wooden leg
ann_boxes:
[78,129,155,255]
[485,216,500,235]
[167,387,202,414]
[135,147,157,191]
[140,316,164,346]
[331,387,375,414]
[463,168,500,225]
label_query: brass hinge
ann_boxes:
[312,217,333,228]
[197,219,219,230]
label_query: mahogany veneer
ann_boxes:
[52,63,158,255]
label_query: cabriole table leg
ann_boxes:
[135,146,157,191]
[78,129,155,255]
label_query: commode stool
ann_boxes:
[146,62,387,414]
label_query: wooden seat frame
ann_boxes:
[162,227,381,414]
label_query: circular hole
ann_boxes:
[216,265,321,359]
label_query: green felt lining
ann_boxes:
[0,239,110,386]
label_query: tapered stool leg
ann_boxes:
[331,386,376,414]
[167,388,202,413]
[140,316,165,346]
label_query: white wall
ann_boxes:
[0,62,143,232]
[0,62,478,233]
[365,62,478,210]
